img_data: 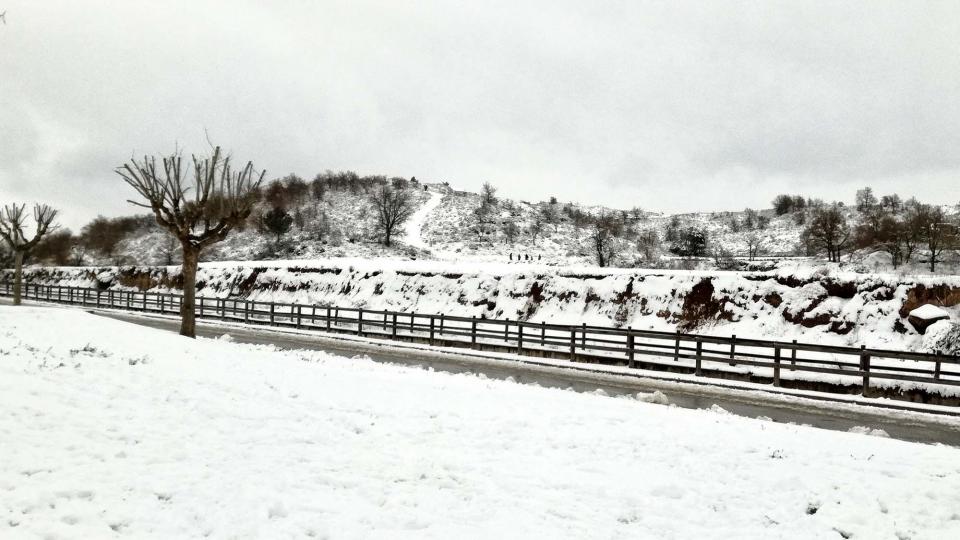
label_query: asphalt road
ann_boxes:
[87,308,960,447]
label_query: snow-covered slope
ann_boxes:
[12,260,960,352]
[3,306,958,538]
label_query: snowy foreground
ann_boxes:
[2,307,960,539]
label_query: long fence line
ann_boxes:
[3,282,959,402]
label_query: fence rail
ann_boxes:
[3,282,959,402]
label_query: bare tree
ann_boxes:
[0,203,59,305]
[590,213,623,267]
[802,204,850,262]
[528,215,545,245]
[115,146,264,337]
[744,232,766,261]
[369,184,415,247]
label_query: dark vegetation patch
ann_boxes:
[899,284,960,318]
[677,279,734,331]
[822,279,857,299]
[764,293,783,307]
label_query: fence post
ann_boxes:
[860,345,870,397]
[471,317,478,349]
[221,299,228,321]
[326,306,332,331]
[729,334,737,366]
[125,291,130,310]
[569,326,576,361]
[198,297,204,317]
[440,314,445,336]
[581,323,586,349]
[673,331,680,362]
[934,350,942,380]
[541,321,546,347]
[773,346,781,387]
[159,294,164,313]
[504,318,510,342]
[357,308,363,336]
[382,311,387,331]
[517,321,523,354]
[791,339,797,370]
[268,303,275,325]
[429,315,435,345]
[627,327,636,369]
[244,301,250,324]
[296,305,302,329]
[695,339,703,376]
[96,291,101,309]
[392,313,398,339]
[142,291,147,311]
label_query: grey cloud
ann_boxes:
[1,0,959,230]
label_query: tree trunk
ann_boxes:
[180,245,200,338]
[13,251,23,306]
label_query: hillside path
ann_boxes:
[403,188,444,250]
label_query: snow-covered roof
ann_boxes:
[909,304,951,321]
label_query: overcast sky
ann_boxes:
[2,0,959,230]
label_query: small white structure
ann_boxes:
[908,304,951,334]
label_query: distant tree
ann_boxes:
[0,203,59,305]
[635,229,660,262]
[916,204,953,272]
[772,195,794,216]
[369,184,416,247]
[528,215,545,245]
[116,145,264,338]
[81,215,135,263]
[390,177,409,190]
[503,221,520,244]
[728,217,742,233]
[263,179,288,208]
[879,194,902,213]
[540,203,561,232]
[283,174,309,206]
[745,232,766,261]
[480,182,498,206]
[742,208,758,230]
[802,204,850,262]
[756,215,770,230]
[310,174,327,200]
[590,213,624,267]
[855,187,878,213]
[261,207,294,245]
[33,229,75,266]
[670,227,709,257]
[549,196,558,205]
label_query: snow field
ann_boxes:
[2,306,960,539]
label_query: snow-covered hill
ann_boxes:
[97,181,814,268]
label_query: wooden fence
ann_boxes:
[3,282,959,401]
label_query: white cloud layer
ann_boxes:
[2,0,959,229]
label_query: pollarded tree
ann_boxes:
[116,146,264,337]
[0,203,59,305]
[369,184,416,247]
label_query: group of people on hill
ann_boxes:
[509,253,542,262]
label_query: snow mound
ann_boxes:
[847,426,891,438]
[910,304,952,321]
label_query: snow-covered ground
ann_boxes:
[402,188,444,252]
[2,306,960,538]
